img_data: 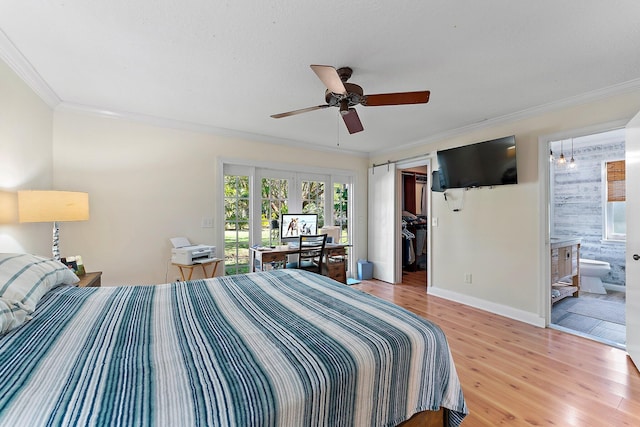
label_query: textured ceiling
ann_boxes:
[1,1,640,155]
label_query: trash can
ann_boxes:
[357,259,373,280]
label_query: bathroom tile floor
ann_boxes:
[551,290,626,348]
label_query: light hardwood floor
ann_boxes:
[352,271,640,425]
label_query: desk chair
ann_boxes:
[286,234,327,274]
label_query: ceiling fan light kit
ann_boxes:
[271,65,430,134]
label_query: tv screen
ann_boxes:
[437,135,517,189]
[280,213,318,241]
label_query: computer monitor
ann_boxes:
[280,213,318,243]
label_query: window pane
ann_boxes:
[612,201,626,235]
[224,175,250,275]
[333,183,349,244]
[301,180,325,228]
[606,201,626,240]
[261,178,288,246]
[604,160,626,241]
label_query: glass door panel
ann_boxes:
[261,177,289,247]
[224,174,250,275]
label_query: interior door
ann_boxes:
[368,164,397,283]
[626,111,640,370]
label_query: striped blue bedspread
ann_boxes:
[0,270,467,426]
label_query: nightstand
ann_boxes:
[77,271,102,288]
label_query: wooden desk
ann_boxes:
[173,258,222,281]
[249,244,348,284]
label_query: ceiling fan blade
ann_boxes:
[362,90,430,106]
[310,65,347,95]
[341,108,364,134]
[271,105,329,119]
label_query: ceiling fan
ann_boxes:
[271,65,430,134]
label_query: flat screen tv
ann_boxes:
[280,213,318,242]
[436,135,517,189]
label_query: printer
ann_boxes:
[170,237,216,265]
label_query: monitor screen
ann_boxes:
[280,213,318,241]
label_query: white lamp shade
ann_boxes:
[18,191,89,223]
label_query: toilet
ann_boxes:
[579,258,611,294]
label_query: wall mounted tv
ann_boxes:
[436,135,517,189]
[280,213,318,242]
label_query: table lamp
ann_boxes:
[18,190,89,260]
[0,191,18,224]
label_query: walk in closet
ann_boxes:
[402,169,428,273]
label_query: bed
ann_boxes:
[0,253,467,426]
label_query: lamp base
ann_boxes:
[52,221,60,261]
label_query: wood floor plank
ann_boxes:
[352,272,640,425]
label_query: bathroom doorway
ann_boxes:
[548,127,627,349]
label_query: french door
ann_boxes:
[222,163,353,276]
[223,169,252,275]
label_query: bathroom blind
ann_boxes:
[606,160,625,202]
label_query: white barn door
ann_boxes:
[368,164,398,283]
[626,111,640,370]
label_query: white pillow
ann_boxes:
[0,297,30,334]
[0,253,79,324]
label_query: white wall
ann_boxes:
[0,59,54,255]
[372,90,640,324]
[52,109,369,286]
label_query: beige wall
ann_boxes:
[373,90,640,323]
[0,59,55,255]
[52,109,369,285]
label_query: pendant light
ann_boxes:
[569,138,576,169]
[557,140,566,165]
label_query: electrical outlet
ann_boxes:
[464,273,472,284]
[201,217,213,228]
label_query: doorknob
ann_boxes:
[634,254,640,261]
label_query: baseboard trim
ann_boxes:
[427,286,546,328]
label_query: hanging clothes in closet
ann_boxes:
[402,171,428,272]
[402,219,416,266]
[417,174,428,216]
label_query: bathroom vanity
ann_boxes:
[550,238,581,304]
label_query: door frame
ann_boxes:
[396,156,434,287]
[219,158,357,276]
[537,119,628,325]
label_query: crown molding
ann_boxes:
[4,21,638,160]
[372,78,640,157]
[0,29,60,108]
[56,102,368,158]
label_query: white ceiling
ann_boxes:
[2,1,640,156]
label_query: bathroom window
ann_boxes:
[604,160,626,241]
